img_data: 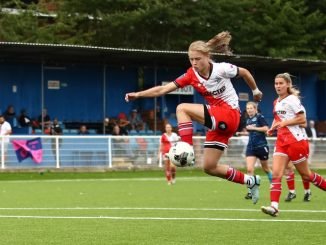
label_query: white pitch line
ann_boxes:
[0,177,216,183]
[2,175,324,184]
[0,207,325,213]
[0,215,325,223]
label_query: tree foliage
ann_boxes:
[0,0,325,59]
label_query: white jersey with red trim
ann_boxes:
[273,94,308,146]
[174,62,239,109]
[161,132,179,154]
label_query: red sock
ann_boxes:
[302,177,310,190]
[226,167,245,184]
[270,178,282,203]
[178,122,193,145]
[286,171,295,191]
[310,172,326,191]
[171,165,176,180]
[165,163,171,182]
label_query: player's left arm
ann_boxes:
[277,111,306,128]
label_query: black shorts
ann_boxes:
[246,145,269,160]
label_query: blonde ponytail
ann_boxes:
[206,31,233,55]
[188,31,233,56]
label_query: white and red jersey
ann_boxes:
[174,62,239,109]
[160,132,179,154]
[273,94,308,146]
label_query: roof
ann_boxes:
[0,42,325,72]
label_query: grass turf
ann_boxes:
[0,169,325,244]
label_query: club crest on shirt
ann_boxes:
[218,121,227,131]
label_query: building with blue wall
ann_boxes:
[0,42,325,133]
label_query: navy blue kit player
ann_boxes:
[238,101,272,199]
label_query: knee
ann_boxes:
[203,165,212,175]
[203,163,217,176]
[273,172,283,179]
[176,103,188,114]
[247,167,254,174]
[301,174,311,182]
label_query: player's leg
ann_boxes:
[290,140,326,192]
[171,161,176,184]
[258,146,272,183]
[260,159,272,183]
[203,147,260,204]
[176,103,205,146]
[302,176,311,201]
[245,156,257,200]
[295,161,326,192]
[261,154,288,217]
[164,157,172,185]
[284,162,296,202]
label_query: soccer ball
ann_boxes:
[168,141,195,167]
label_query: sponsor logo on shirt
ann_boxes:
[201,85,226,96]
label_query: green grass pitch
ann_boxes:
[0,169,325,245]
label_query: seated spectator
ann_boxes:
[78,125,89,135]
[98,117,116,135]
[50,118,63,158]
[18,109,31,128]
[50,118,63,136]
[111,124,133,156]
[129,109,145,131]
[4,105,17,127]
[38,108,51,133]
[117,112,130,134]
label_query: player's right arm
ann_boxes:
[125,82,177,102]
[267,119,276,136]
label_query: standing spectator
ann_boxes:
[78,125,89,135]
[0,114,12,160]
[305,120,318,164]
[4,105,17,127]
[159,123,180,185]
[305,120,318,139]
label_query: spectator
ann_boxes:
[129,109,145,131]
[50,118,63,159]
[50,118,63,136]
[305,120,318,164]
[99,117,115,135]
[4,105,17,127]
[305,120,318,139]
[117,112,130,135]
[18,109,31,128]
[38,108,51,133]
[111,124,129,157]
[0,114,12,160]
[78,125,89,135]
